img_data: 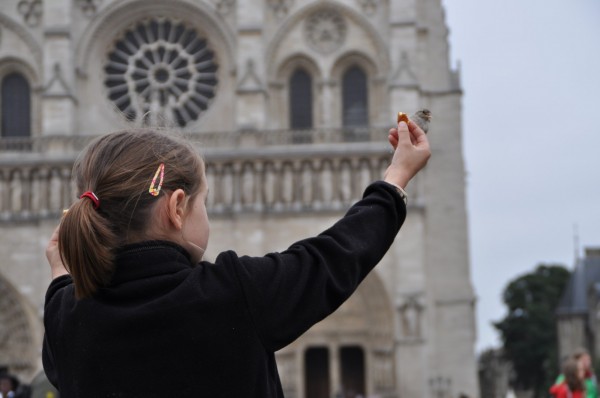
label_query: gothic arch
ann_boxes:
[265,1,390,80]
[330,51,377,80]
[276,270,397,396]
[0,273,41,380]
[270,54,322,129]
[307,269,395,344]
[72,0,236,131]
[0,57,41,137]
[330,51,378,128]
[74,0,236,77]
[0,13,43,70]
[276,53,322,82]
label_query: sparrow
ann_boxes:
[397,109,432,134]
[411,109,431,134]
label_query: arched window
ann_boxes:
[1,72,31,138]
[289,68,313,130]
[342,66,368,127]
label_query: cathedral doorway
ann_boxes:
[303,345,366,398]
[304,347,330,398]
[340,346,366,397]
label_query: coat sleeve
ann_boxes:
[225,181,406,351]
[42,275,74,387]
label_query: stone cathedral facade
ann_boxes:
[0,0,478,397]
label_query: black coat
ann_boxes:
[42,181,406,397]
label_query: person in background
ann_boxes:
[551,357,586,398]
[0,373,17,398]
[555,349,598,398]
[0,373,29,398]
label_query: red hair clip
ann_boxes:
[80,191,100,209]
[149,163,165,196]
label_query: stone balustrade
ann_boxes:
[0,128,397,222]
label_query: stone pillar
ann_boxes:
[388,0,420,115]
[330,344,341,397]
[235,0,267,130]
[41,0,76,136]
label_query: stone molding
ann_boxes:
[74,0,237,78]
[264,0,390,79]
[0,12,43,69]
[0,131,398,222]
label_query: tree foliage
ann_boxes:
[494,264,570,398]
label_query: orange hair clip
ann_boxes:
[149,163,165,196]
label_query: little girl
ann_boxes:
[43,120,430,397]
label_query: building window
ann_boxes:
[342,66,368,127]
[104,19,218,127]
[289,68,313,130]
[1,72,31,138]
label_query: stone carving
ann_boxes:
[304,8,346,54]
[76,0,103,18]
[429,376,452,398]
[0,276,36,377]
[391,51,418,88]
[267,0,293,18]
[373,351,395,391]
[237,59,262,92]
[357,0,378,15]
[397,294,424,339]
[43,63,77,102]
[0,135,392,222]
[215,0,235,15]
[104,19,219,127]
[17,0,42,27]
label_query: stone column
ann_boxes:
[41,0,76,137]
[235,0,267,130]
[387,0,420,115]
[330,344,341,397]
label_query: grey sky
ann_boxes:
[441,0,600,352]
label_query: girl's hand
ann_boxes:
[384,120,431,188]
[47,224,69,279]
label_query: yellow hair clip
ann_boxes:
[149,163,165,196]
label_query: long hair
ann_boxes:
[58,129,204,299]
[563,357,585,392]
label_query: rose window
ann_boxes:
[104,19,218,127]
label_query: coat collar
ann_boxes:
[110,240,193,285]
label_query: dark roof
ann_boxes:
[556,254,600,315]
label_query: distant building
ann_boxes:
[556,248,600,361]
[0,0,477,397]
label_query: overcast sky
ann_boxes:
[440,0,600,352]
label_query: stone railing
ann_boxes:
[0,126,388,152]
[0,129,396,222]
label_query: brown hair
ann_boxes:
[573,347,589,360]
[58,129,204,299]
[563,357,584,391]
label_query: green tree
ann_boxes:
[494,264,570,398]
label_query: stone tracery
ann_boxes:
[104,19,219,127]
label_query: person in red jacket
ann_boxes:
[550,357,586,398]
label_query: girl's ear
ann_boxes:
[166,189,187,230]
